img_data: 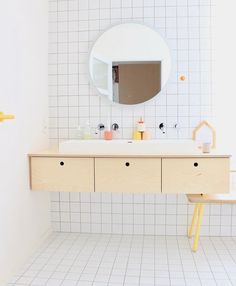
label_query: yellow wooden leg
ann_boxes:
[188,203,200,238]
[193,203,204,252]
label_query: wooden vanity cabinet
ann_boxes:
[29,157,94,192]
[28,154,230,194]
[162,158,230,194]
[95,158,161,193]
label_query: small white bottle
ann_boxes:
[83,121,93,139]
[76,125,83,139]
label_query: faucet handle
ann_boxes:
[111,123,119,131]
[97,123,105,131]
[159,123,166,134]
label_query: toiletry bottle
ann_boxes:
[104,121,113,140]
[142,130,152,140]
[132,131,142,140]
[76,125,83,139]
[83,121,93,139]
[137,117,146,132]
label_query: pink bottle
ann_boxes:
[104,122,113,140]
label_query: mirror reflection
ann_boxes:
[89,23,171,105]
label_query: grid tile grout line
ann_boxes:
[48,234,87,284]
[187,236,202,285]
[164,235,171,285]
[8,233,236,286]
[154,234,156,286]
[13,233,59,283]
[137,234,145,286]
[92,233,114,285]
[47,0,236,238]
[176,236,187,286]
[199,237,218,285]
[77,234,103,283]
[209,237,234,285]
[123,235,136,285]
[106,235,125,285]
[51,192,236,236]
[16,233,75,285]
[48,0,215,143]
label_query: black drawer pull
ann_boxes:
[60,161,64,166]
[194,162,198,167]
[125,162,130,167]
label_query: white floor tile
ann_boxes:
[16,277,33,284]
[8,233,236,286]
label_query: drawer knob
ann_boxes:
[60,161,64,166]
[125,162,130,167]
[194,162,198,167]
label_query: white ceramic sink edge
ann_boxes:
[59,139,198,155]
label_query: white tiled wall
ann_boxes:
[48,0,215,143]
[51,192,236,236]
[48,0,236,236]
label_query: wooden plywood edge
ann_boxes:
[186,194,236,204]
[28,152,230,159]
[192,120,216,149]
[28,156,32,190]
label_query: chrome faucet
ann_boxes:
[159,123,166,134]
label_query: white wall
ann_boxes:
[0,1,51,284]
[215,0,236,168]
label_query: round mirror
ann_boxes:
[89,23,171,105]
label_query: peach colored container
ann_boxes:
[104,131,113,140]
[142,131,152,140]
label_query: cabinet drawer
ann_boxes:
[30,157,94,192]
[95,158,161,193]
[162,158,230,194]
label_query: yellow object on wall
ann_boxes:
[0,112,15,122]
[179,75,186,81]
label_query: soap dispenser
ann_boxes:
[132,117,146,140]
[137,117,146,132]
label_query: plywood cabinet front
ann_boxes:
[95,158,161,193]
[162,158,230,194]
[30,157,94,192]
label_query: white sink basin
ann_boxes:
[59,139,198,155]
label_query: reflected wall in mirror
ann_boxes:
[89,23,171,105]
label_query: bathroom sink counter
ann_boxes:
[29,140,231,158]
[28,148,231,158]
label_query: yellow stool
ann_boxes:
[186,194,236,252]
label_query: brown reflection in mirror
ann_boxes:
[112,62,161,105]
